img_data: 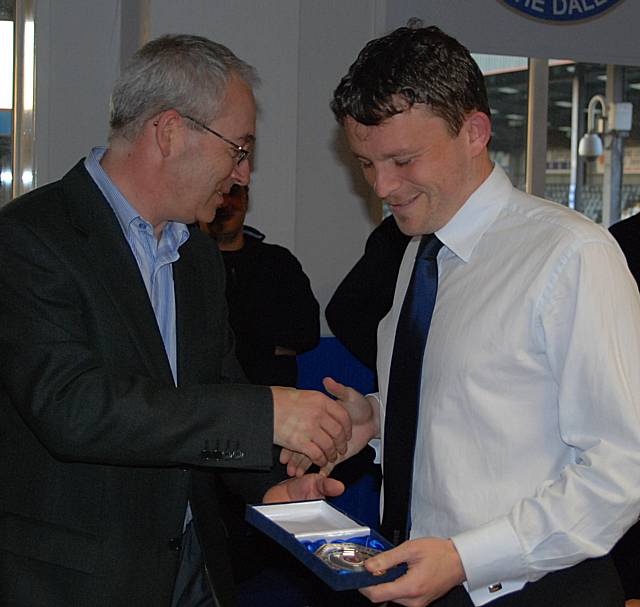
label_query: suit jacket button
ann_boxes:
[167,537,182,551]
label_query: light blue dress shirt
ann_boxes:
[84,147,189,384]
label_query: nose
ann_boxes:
[231,158,251,186]
[372,165,401,200]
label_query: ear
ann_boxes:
[465,111,492,156]
[151,110,185,158]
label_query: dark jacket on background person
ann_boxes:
[221,226,320,387]
[609,211,640,600]
[610,212,640,285]
[326,215,410,371]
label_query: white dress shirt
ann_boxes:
[376,164,640,604]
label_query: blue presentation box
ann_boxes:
[245,499,406,591]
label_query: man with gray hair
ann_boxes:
[0,34,349,606]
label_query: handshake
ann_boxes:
[266,377,380,503]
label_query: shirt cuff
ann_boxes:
[365,392,382,464]
[369,438,381,464]
[451,516,527,605]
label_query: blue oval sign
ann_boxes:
[500,0,625,22]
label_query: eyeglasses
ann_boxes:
[183,114,251,165]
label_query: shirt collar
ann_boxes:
[84,146,189,248]
[436,164,513,263]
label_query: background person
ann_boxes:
[200,183,320,387]
[201,183,323,605]
[326,214,410,373]
[610,212,640,285]
[609,212,640,602]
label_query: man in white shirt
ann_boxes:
[304,24,640,607]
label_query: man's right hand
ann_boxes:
[280,377,380,476]
[271,386,352,468]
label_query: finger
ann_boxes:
[286,460,300,477]
[318,411,349,455]
[316,475,345,498]
[310,430,338,464]
[279,448,293,465]
[364,544,406,573]
[318,461,336,477]
[326,399,352,444]
[286,452,312,477]
[299,438,328,468]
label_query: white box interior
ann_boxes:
[253,500,370,541]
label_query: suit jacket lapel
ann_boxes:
[173,231,202,386]
[62,161,174,384]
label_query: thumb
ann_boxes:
[364,543,406,573]
[317,475,345,498]
[323,376,347,400]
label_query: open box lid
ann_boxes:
[251,499,370,541]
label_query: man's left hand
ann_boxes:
[360,537,466,607]
[263,473,345,503]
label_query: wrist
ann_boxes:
[366,394,382,438]
[447,538,467,585]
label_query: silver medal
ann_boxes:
[314,542,380,572]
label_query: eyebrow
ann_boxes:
[353,148,417,162]
[381,147,419,158]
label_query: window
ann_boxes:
[0,0,35,208]
[0,1,13,206]
[476,53,640,225]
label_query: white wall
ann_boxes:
[147,1,384,334]
[31,0,640,336]
[35,0,120,184]
[148,0,302,253]
[294,0,385,330]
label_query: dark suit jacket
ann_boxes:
[610,212,640,286]
[326,215,410,371]
[0,161,280,606]
[609,213,640,599]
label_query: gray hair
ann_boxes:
[109,34,258,141]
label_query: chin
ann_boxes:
[199,208,218,225]
[396,213,440,237]
[394,216,423,237]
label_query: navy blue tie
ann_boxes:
[381,234,443,546]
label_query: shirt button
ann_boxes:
[167,537,182,551]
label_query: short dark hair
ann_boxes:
[331,25,490,135]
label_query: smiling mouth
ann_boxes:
[388,193,419,210]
